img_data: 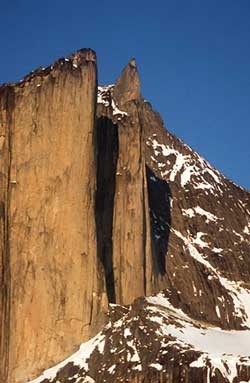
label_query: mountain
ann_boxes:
[0,49,249,383]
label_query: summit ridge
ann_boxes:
[0,49,249,383]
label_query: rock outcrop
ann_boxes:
[0,49,108,383]
[26,294,250,383]
[0,49,249,383]
[96,61,156,305]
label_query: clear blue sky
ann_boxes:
[1,1,249,189]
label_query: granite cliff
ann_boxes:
[0,49,249,383]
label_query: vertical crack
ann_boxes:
[95,117,118,303]
[0,86,14,383]
[146,166,172,275]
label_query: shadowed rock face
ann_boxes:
[95,116,118,303]
[1,50,250,383]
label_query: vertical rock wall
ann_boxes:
[97,61,158,305]
[0,50,108,383]
[112,103,146,304]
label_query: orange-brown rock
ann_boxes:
[96,60,250,333]
[113,59,141,106]
[1,49,250,383]
[96,63,157,305]
[0,49,108,383]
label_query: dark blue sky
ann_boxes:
[1,1,249,189]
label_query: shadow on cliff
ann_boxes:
[146,166,172,275]
[94,116,172,300]
[95,116,118,303]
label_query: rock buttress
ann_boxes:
[0,49,108,383]
[112,103,148,304]
[97,61,158,305]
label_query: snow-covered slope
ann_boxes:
[28,292,250,383]
[136,97,250,331]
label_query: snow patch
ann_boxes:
[108,364,116,374]
[97,85,128,118]
[147,293,250,383]
[150,363,163,371]
[171,228,250,327]
[182,206,219,223]
[27,333,106,382]
[124,328,132,337]
[147,136,224,194]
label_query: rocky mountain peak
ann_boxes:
[113,58,140,106]
[68,48,96,65]
[0,49,249,383]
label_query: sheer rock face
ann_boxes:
[0,49,108,383]
[111,102,151,304]
[1,50,250,383]
[96,65,157,305]
[113,59,140,106]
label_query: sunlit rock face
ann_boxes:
[0,49,249,383]
[0,49,108,383]
[97,63,250,330]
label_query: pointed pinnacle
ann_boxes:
[113,58,140,106]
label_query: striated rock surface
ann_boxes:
[0,49,250,383]
[0,49,108,383]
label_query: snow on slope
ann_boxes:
[27,293,250,383]
[145,129,250,329]
[147,294,250,382]
[97,85,127,119]
[171,227,250,328]
[147,135,225,193]
[27,332,105,383]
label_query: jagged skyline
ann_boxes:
[0,1,250,190]
[2,48,248,383]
